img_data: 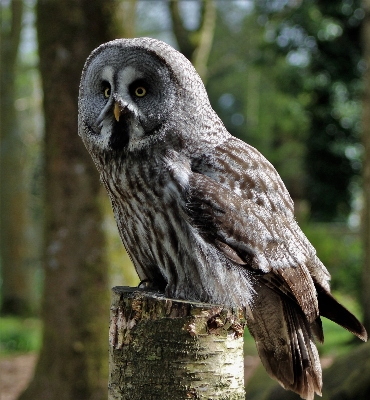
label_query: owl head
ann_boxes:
[78,37,213,161]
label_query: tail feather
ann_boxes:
[247,284,322,400]
[285,301,322,399]
[316,283,368,342]
[310,317,324,344]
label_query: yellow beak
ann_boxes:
[114,102,120,122]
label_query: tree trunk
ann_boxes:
[109,287,246,400]
[19,1,124,399]
[362,0,370,333]
[0,0,31,315]
[114,0,137,39]
[169,0,216,82]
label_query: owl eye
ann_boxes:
[134,86,147,97]
[104,87,111,98]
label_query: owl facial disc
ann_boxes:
[79,46,177,155]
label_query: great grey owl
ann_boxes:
[78,38,367,399]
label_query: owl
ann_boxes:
[78,38,367,399]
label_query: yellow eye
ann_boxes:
[104,87,111,98]
[135,86,146,97]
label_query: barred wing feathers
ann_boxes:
[185,164,366,399]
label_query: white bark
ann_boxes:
[109,287,246,400]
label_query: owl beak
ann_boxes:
[114,102,121,122]
[113,98,134,122]
[114,100,131,122]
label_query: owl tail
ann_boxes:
[247,284,322,400]
[315,283,368,342]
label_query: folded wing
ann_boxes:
[185,167,367,400]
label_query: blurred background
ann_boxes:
[1,0,370,399]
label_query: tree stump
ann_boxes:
[109,286,246,400]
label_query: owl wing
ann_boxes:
[191,136,296,219]
[189,136,321,306]
[198,137,366,335]
[185,167,367,400]
[185,170,323,398]
[186,170,320,319]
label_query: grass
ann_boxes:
[0,316,42,355]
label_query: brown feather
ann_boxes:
[316,283,368,341]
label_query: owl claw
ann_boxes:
[138,279,151,288]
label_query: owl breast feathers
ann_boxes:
[78,37,367,400]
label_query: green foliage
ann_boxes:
[302,223,362,297]
[258,0,363,221]
[206,5,312,202]
[244,327,259,357]
[102,198,140,287]
[206,1,363,221]
[0,317,42,355]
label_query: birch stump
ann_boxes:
[109,286,246,400]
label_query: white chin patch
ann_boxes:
[128,122,146,150]
[131,121,145,138]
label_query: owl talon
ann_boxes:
[138,279,151,288]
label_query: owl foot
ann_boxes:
[138,279,151,288]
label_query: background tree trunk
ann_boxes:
[169,0,216,82]
[109,287,246,400]
[362,0,370,333]
[19,1,124,399]
[115,0,137,39]
[0,0,31,315]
